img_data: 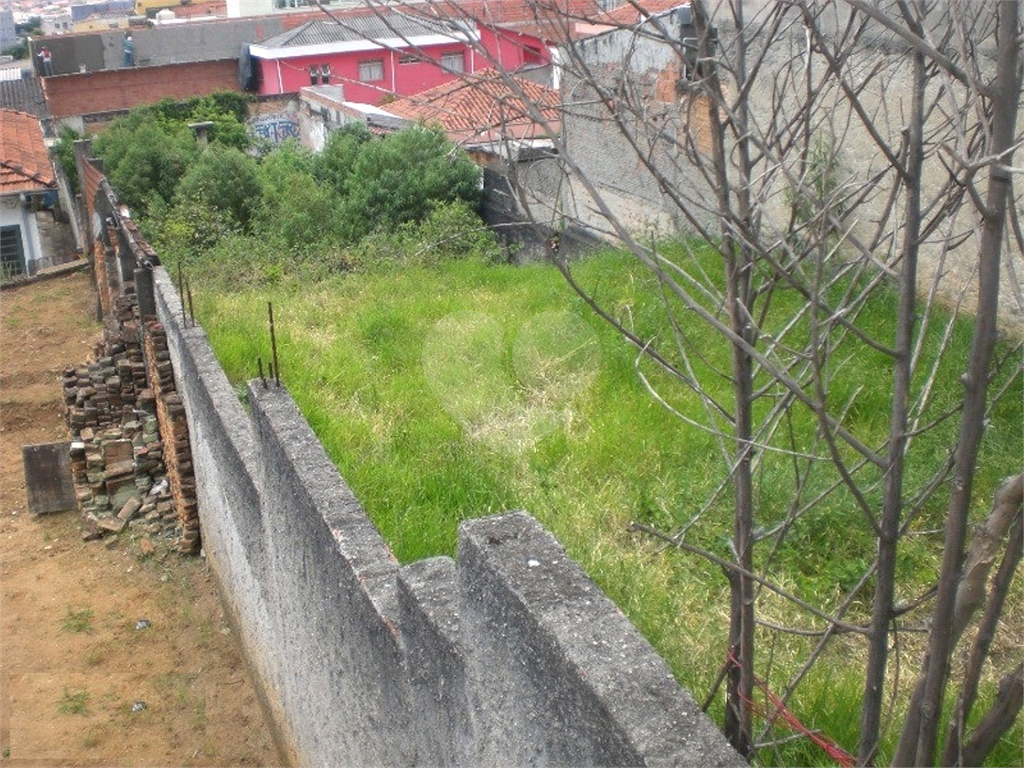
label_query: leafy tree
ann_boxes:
[188,95,250,152]
[146,194,241,263]
[93,114,199,218]
[175,145,261,229]
[256,141,342,249]
[1,39,28,59]
[313,122,372,197]
[341,126,481,241]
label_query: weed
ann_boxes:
[83,728,100,749]
[197,620,213,649]
[85,647,104,667]
[189,244,1023,767]
[60,607,94,634]
[58,689,90,715]
[191,696,207,731]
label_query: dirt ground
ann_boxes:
[0,270,283,767]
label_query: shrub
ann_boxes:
[341,126,482,242]
[175,145,261,229]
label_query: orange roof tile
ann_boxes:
[385,68,560,146]
[0,109,56,196]
[398,0,604,43]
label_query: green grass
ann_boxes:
[60,607,95,634]
[58,689,90,716]
[189,247,1022,766]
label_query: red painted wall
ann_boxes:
[44,60,241,119]
[255,23,551,101]
[257,41,481,102]
[478,25,551,70]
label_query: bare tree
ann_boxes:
[332,0,1023,762]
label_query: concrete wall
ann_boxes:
[144,261,742,766]
[528,15,720,242]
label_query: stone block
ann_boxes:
[96,516,127,533]
[118,497,142,521]
[103,439,133,467]
[107,476,140,511]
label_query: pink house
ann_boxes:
[246,10,551,103]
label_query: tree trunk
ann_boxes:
[858,42,925,768]
[893,2,1022,764]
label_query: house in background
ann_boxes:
[246,10,551,103]
[381,68,560,154]
[0,109,64,278]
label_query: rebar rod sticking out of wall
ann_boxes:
[177,263,184,327]
[258,357,267,389]
[268,301,280,387]
[186,279,195,328]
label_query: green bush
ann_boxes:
[256,144,343,249]
[145,195,241,264]
[53,127,82,194]
[313,123,372,196]
[340,126,482,242]
[175,145,261,229]
[93,112,199,218]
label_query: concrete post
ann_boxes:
[135,266,156,319]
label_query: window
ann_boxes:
[1,225,26,280]
[440,52,464,73]
[358,59,384,82]
[309,64,331,85]
[523,45,543,65]
[398,55,418,65]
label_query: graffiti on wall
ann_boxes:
[250,115,300,144]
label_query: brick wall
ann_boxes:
[145,319,200,552]
[43,61,242,120]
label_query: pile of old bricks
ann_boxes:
[63,294,199,552]
[144,319,200,552]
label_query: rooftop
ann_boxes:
[384,67,559,146]
[399,0,604,43]
[0,109,56,195]
[598,0,690,27]
[254,12,467,51]
[0,72,49,120]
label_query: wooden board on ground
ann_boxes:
[22,441,75,514]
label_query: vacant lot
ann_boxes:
[0,270,281,767]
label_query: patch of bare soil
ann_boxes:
[1,272,282,767]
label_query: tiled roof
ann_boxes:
[256,12,463,50]
[0,109,57,195]
[399,0,604,43]
[0,72,50,120]
[598,0,690,26]
[385,68,560,145]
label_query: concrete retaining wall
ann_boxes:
[150,264,742,766]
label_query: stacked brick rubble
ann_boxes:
[63,292,200,552]
[144,319,199,552]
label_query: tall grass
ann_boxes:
[190,249,1022,766]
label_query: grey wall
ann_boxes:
[543,13,720,241]
[148,262,743,766]
[33,16,300,76]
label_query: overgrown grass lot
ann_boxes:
[182,243,1020,766]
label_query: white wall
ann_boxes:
[1,197,44,276]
